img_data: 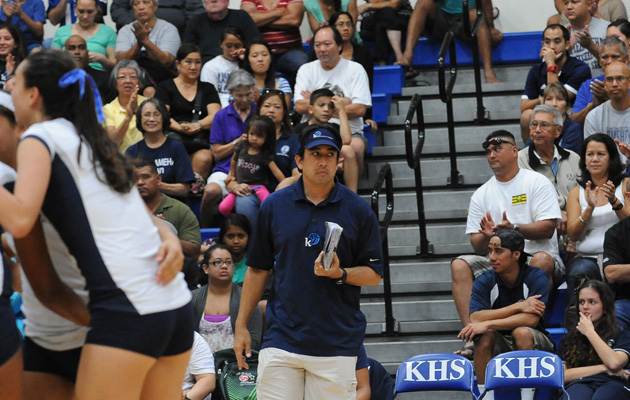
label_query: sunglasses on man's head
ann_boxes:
[482,137,516,150]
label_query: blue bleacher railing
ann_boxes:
[371,163,398,335]
[404,94,433,257]
[462,0,489,123]
[438,31,463,188]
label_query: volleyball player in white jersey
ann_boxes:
[0,50,194,400]
[0,104,88,400]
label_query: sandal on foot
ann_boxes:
[454,344,474,360]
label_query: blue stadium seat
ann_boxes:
[480,350,569,400]
[394,353,479,399]
[200,228,220,243]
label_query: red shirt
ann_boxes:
[241,0,303,53]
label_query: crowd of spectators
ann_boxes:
[12,0,630,398]
[453,2,630,398]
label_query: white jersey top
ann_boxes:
[200,56,238,108]
[22,118,191,316]
[577,184,624,256]
[182,332,215,400]
[8,214,90,351]
[294,58,372,135]
[466,169,563,258]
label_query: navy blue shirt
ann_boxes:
[559,116,583,155]
[522,56,591,99]
[125,137,195,184]
[470,264,549,334]
[267,131,298,191]
[248,177,383,357]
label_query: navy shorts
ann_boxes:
[23,337,82,383]
[86,302,194,358]
[0,303,22,366]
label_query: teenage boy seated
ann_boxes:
[293,88,358,192]
[458,229,555,400]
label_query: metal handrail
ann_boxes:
[403,94,432,257]
[371,163,398,335]
[437,32,462,188]
[461,0,489,123]
[438,31,457,104]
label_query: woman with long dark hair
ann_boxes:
[560,280,630,399]
[1,49,193,400]
[565,133,629,309]
[240,38,292,106]
[0,22,26,90]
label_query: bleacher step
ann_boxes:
[365,189,474,221]
[362,299,459,323]
[365,157,491,188]
[365,319,461,335]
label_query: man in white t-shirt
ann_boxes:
[565,0,609,76]
[294,25,372,177]
[451,130,564,359]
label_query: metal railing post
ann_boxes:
[438,31,462,187]
[371,164,398,335]
[404,94,433,257]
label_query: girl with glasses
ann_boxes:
[192,243,263,352]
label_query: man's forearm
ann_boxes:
[181,240,200,260]
[345,266,381,286]
[47,0,68,26]
[483,313,540,331]
[470,303,521,323]
[604,264,630,283]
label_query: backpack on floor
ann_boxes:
[213,348,259,400]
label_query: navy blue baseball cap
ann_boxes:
[303,127,341,152]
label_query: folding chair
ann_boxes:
[479,350,570,400]
[394,353,479,399]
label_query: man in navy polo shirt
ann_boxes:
[233,123,383,400]
[458,229,554,400]
[520,24,591,143]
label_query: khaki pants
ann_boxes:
[257,347,358,400]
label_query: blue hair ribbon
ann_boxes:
[58,68,105,124]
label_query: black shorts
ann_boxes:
[86,302,194,358]
[425,8,474,43]
[0,303,22,366]
[23,337,82,383]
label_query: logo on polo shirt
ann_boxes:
[305,232,320,247]
[512,194,527,205]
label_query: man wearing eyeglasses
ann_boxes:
[570,35,629,125]
[451,129,563,360]
[584,61,630,163]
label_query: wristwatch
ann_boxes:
[336,268,347,285]
[513,223,520,232]
[612,201,624,211]
[546,64,559,73]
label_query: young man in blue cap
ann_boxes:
[233,123,383,400]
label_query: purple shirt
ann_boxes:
[210,102,256,174]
